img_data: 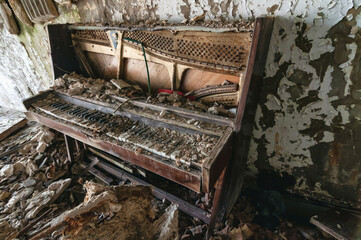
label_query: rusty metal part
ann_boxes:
[199,92,239,107]
[192,84,238,98]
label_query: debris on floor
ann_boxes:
[0,121,339,240]
[0,107,27,141]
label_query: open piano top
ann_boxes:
[23,17,274,194]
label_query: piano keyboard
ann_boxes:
[31,94,219,168]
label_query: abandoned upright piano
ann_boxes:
[23,17,274,232]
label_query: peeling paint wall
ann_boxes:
[1,0,361,208]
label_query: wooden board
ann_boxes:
[85,52,118,80]
[47,25,82,79]
[213,16,275,221]
[0,118,27,142]
[311,209,361,240]
[124,58,171,90]
[180,69,240,92]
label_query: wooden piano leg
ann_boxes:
[64,134,76,163]
[206,167,228,239]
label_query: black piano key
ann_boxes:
[75,109,88,117]
[51,101,64,108]
[59,104,72,111]
[85,112,98,120]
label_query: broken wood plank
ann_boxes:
[0,118,27,142]
[310,208,361,240]
[16,208,53,239]
[0,141,33,158]
[88,156,211,224]
[73,43,96,78]
[77,41,115,56]
[64,134,76,163]
[80,159,113,185]
[29,221,66,240]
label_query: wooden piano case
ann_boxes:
[23,17,274,235]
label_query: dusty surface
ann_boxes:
[1,0,361,211]
[0,115,333,240]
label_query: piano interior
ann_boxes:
[23,17,274,229]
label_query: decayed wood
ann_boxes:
[124,58,171,90]
[17,208,52,238]
[25,111,202,192]
[220,16,275,221]
[0,140,34,158]
[107,30,124,79]
[180,69,239,92]
[23,90,52,109]
[84,52,118,80]
[107,94,233,128]
[47,25,83,79]
[77,41,115,56]
[202,127,233,192]
[73,42,96,78]
[88,147,134,174]
[123,45,176,89]
[310,209,361,240]
[8,0,32,27]
[29,221,66,240]
[20,0,58,24]
[90,157,211,223]
[206,168,227,239]
[80,161,113,185]
[0,2,19,35]
[0,118,27,142]
[64,134,75,163]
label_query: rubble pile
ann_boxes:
[58,182,178,240]
[0,123,180,239]
[52,73,235,118]
[0,124,83,239]
[0,122,331,240]
[52,73,144,102]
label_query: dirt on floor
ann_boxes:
[0,117,332,240]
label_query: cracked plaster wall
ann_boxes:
[1,0,361,208]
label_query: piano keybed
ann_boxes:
[31,93,220,169]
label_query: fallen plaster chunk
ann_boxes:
[5,187,35,210]
[111,79,130,89]
[0,164,13,178]
[25,159,39,177]
[151,203,179,240]
[0,190,10,201]
[65,191,117,219]
[36,142,47,153]
[22,178,36,188]
[25,178,71,219]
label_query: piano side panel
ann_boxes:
[219,16,275,220]
[25,111,202,193]
[202,127,233,193]
[22,90,52,109]
[47,24,83,79]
